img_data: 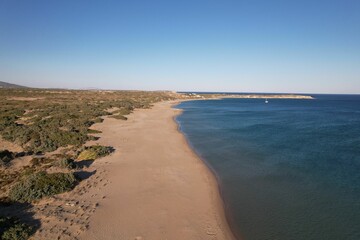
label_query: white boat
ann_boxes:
[265,98,269,103]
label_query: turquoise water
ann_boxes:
[176,95,360,240]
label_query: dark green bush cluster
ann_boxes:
[9,171,77,203]
[30,157,54,167]
[0,108,100,152]
[54,158,75,169]
[87,129,102,134]
[110,115,128,120]
[0,170,20,190]
[0,150,15,166]
[0,217,33,240]
[77,145,114,160]
[112,107,132,116]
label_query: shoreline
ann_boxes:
[76,100,235,240]
[174,102,240,240]
[173,101,241,240]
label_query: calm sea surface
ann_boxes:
[176,94,360,240]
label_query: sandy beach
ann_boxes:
[71,100,233,240]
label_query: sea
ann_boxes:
[175,94,360,240]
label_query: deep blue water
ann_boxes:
[176,95,360,240]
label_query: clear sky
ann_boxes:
[1,0,359,93]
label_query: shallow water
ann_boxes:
[176,95,360,240]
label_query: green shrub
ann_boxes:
[9,171,76,203]
[112,108,132,115]
[87,129,102,134]
[0,170,20,189]
[0,150,15,166]
[77,145,113,160]
[93,117,103,123]
[0,217,33,240]
[19,166,36,177]
[110,115,127,120]
[2,223,32,240]
[30,157,54,167]
[54,158,75,169]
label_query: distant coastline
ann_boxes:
[216,94,313,99]
[180,92,314,100]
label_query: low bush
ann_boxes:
[54,158,75,169]
[93,117,103,123]
[0,217,33,240]
[0,170,20,189]
[112,107,132,115]
[87,129,102,134]
[77,145,114,160]
[30,157,54,167]
[20,166,38,178]
[9,171,76,203]
[0,150,15,166]
[110,115,127,120]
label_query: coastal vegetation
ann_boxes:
[9,172,77,203]
[0,88,180,239]
[54,158,76,169]
[109,114,128,120]
[0,89,177,153]
[77,145,114,161]
[0,150,15,166]
[0,216,33,240]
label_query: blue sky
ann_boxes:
[1,0,359,93]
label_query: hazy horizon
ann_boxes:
[3,80,360,95]
[1,0,359,94]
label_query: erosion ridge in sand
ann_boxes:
[76,100,235,240]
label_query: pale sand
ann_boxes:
[78,101,235,240]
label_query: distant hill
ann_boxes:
[0,81,28,88]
